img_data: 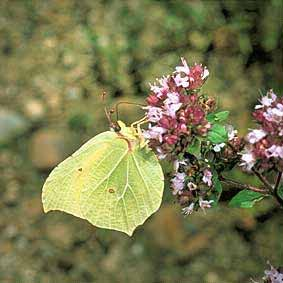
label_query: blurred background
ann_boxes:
[0,0,282,282]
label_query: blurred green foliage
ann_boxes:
[0,0,282,282]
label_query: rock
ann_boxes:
[0,108,30,144]
[23,99,45,121]
[29,128,75,170]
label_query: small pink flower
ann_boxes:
[264,106,283,123]
[171,172,186,195]
[175,57,190,74]
[149,83,162,94]
[246,129,266,144]
[199,198,214,212]
[273,104,283,118]
[149,76,169,98]
[269,89,277,101]
[143,124,166,143]
[202,67,209,80]
[144,106,163,122]
[240,150,256,171]
[265,145,283,159]
[202,169,212,186]
[158,76,170,89]
[262,96,274,106]
[174,73,189,88]
[255,90,277,109]
[264,262,283,283]
[164,102,182,118]
[182,203,195,216]
[165,92,180,104]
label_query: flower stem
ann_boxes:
[219,176,269,194]
[251,168,273,192]
[273,172,283,206]
[274,171,282,191]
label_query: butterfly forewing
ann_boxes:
[42,130,164,236]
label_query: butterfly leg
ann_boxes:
[136,120,150,149]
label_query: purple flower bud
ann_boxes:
[146,94,160,106]
[164,134,178,145]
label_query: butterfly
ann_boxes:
[42,119,164,236]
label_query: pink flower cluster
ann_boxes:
[171,157,214,215]
[143,58,215,215]
[252,262,283,283]
[263,262,283,283]
[241,90,283,171]
[143,58,211,160]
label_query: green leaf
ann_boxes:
[42,127,164,236]
[207,124,228,144]
[207,111,230,123]
[229,190,266,208]
[186,138,201,158]
[210,171,222,206]
[277,185,283,201]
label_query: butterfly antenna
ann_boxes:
[101,91,121,132]
[104,107,112,125]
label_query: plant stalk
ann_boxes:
[273,172,283,206]
[220,176,269,194]
[251,168,273,192]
